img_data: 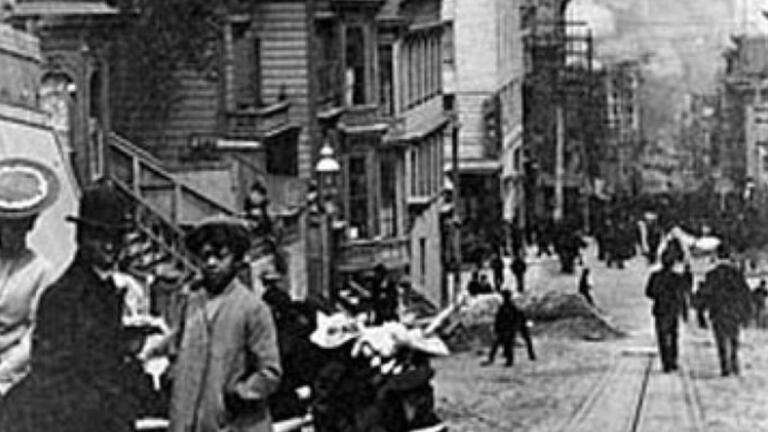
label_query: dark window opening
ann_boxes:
[348,155,368,238]
[379,152,398,237]
[345,26,366,105]
[378,44,394,115]
[232,22,261,109]
[266,133,298,176]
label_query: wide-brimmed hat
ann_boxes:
[0,158,60,219]
[66,179,133,232]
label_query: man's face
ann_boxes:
[79,229,124,270]
[198,243,237,293]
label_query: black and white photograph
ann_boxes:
[0,0,767,430]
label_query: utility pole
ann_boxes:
[554,103,565,222]
[451,117,462,305]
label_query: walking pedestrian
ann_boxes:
[699,244,753,377]
[490,252,504,291]
[0,180,153,432]
[169,215,282,432]
[645,248,689,373]
[0,159,58,395]
[753,280,768,329]
[481,290,536,367]
[578,268,595,306]
[510,254,528,293]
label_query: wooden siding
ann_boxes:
[110,47,220,153]
[254,1,312,178]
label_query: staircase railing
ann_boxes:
[106,132,236,226]
[101,132,239,281]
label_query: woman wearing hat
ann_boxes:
[0,158,59,394]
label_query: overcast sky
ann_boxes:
[566,0,768,141]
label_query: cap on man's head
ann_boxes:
[185,214,251,259]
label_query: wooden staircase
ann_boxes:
[102,132,239,280]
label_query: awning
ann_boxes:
[443,159,501,174]
[0,103,79,279]
[11,2,119,17]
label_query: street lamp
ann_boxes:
[315,138,341,215]
[312,137,341,303]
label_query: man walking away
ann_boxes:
[645,248,689,373]
[481,290,536,367]
[510,254,528,293]
[700,245,753,377]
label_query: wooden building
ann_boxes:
[315,0,449,304]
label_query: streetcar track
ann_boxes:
[629,354,654,432]
[555,355,624,432]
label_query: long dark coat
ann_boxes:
[701,262,753,329]
[0,255,141,432]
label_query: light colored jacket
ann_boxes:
[169,278,281,432]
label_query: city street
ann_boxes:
[434,242,768,431]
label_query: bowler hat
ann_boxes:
[66,179,133,232]
[0,158,60,219]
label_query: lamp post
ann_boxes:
[314,138,341,302]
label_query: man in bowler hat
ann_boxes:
[0,179,150,432]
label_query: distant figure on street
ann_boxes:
[481,290,536,367]
[490,252,504,291]
[699,244,753,377]
[466,270,483,296]
[578,268,595,306]
[510,254,528,293]
[478,274,494,295]
[753,280,768,329]
[693,281,709,329]
[645,248,689,373]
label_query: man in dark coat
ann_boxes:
[481,290,536,366]
[490,252,504,291]
[0,180,149,432]
[510,254,528,293]
[645,248,689,373]
[700,245,753,376]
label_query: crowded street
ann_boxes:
[3,0,768,431]
[436,241,768,431]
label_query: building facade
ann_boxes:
[318,0,448,304]
[441,0,525,257]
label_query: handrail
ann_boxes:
[111,178,198,276]
[107,132,237,219]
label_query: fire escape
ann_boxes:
[523,19,598,226]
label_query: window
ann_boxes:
[345,26,366,105]
[379,152,398,237]
[348,155,368,238]
[419,238,427,287]
[410,149,417,197]
[378,44,394,115]
[231,21,261,109]
[761,87,768,103]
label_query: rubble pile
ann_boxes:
[440,292,625,351]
